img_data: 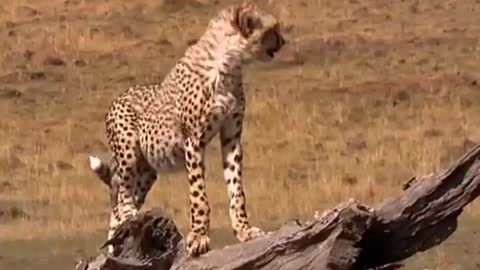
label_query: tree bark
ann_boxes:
[76,144,480,270]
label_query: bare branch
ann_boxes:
[76,144,480,270]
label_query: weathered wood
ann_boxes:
[76,209,183,270]
[356,143,480,269]
[76,144,480,270]
[171,200,374,270]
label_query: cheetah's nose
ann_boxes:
[278,35,286,48]
[275,34,286,52]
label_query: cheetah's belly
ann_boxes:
[138,122,186,173]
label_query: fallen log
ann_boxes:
[76,144,480,270]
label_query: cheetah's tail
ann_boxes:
[88,155,117,187]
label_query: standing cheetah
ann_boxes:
[88,1,285,257]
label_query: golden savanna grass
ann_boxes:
[1,0,480,268]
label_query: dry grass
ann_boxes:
[1,0,480,268]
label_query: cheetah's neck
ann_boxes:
[184,15,246,76]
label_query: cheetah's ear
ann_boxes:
[233,1,258,38]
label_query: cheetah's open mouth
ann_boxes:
[266,48,277,58]
[265,32,286,58]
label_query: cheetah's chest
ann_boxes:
[139,69,242,172]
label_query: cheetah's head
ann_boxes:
[229,1,286,62]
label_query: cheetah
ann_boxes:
[88,1,285,257]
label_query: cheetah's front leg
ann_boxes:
[220,113,265,242]
[184,137,211,256]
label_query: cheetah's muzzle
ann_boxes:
[266,31,286,58]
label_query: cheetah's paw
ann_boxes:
[237,226,265,242]
[186,232,210,257]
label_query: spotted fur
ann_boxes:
[89,1,285,257]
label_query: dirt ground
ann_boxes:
[1,0,480,269]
